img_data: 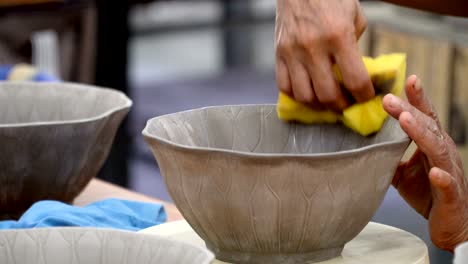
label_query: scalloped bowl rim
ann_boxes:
[0,227,215,264]
[142,104,411,159]
[0,82,132,128]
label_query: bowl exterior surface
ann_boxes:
[0,82,131,219]
[143,105,410,264]
[0,228,214,264]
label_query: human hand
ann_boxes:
[275,0,374,111]
[383,75,468,252]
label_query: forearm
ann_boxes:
[381,0,468,17]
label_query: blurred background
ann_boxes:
[0,0,467,262]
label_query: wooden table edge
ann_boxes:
[74,178,183,222]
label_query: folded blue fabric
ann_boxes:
[0,65,12,80]
[0,199,167,231]
[0,64,59,82]
[33,72,59,82]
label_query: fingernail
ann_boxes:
[432,170,442,182]
[386,94,398,108]
[414,78,421,91]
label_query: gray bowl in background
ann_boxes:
[0,82,131,220]
[143,104,410,264]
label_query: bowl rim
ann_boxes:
[0,81,132,128]
[142,104,411,159]
[0,227,215,264]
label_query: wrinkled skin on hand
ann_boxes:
[275,0,374,111]
[383,75,468,252]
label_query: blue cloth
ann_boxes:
[33,72,59,82]
[0,65,12,80]
[0,64,59,82]
[0,199,167,231]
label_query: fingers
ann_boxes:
[288,61,315,104]
[382,77,414,119]
[405,75,441,127]
[392,161,406,188]
[276,58,292,95]
[392,149,429,190]
[383,94,436,132]
[334,39,374,103]
[383,93,440,135]
[398,111,451,169]
[429,167,459,204]
[383,75,452,169]
[274,0,371,111]
[333,8,374,104]
[307,54,349,111]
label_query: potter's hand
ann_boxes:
[275,0,374,111]
[383,75,468,252]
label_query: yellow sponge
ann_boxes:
[277,53,406,136]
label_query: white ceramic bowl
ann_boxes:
[454,241,468,264]
[0,227,214,264]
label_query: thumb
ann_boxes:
[429,167,459,204]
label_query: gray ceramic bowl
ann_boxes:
[0,227,214,264]
[143,105,410,264]
[0,82,131,220]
